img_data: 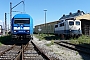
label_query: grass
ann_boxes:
[46,43,52,46]
[76,52,79,55]
[62,52,64,54]
[46,40,54,46]
[34,34,54,46]
[34,34,46,40]
[34,34,90,45]
[34,33,60,40]
[34,34,53,40]
[70,35,90,48]
[69,35,90,45]
[0,42,2,45]
[0,35,11,45]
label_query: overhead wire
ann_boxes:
[22,0,25,13]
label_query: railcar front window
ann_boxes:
[76,21,80,25]
[69,21,74,25]
[14,19,30,24]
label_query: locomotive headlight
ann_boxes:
[14,31,16,32]
[69,29,71,31]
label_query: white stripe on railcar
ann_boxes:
[14,27,30,30]
[14,27,20,30]
[23,27,30,30]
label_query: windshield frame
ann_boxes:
[14,18,30,24]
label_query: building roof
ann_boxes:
[35,20,59,27]
[59,10,85,20]
[76,13,90,20]
[35,10,90,28]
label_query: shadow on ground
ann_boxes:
[44,35,61,40]
[75,43,90,60]
[43,35,79,40]
[0,35,29,45]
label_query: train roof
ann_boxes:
[13,14,31,18]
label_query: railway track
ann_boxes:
[22,41,57,60]
[54,41,90,55]
[22,41,47,60]
[0,45,21,60]
[0,41,58,60]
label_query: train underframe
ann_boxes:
[12,34,33,40]
[55,34,82,39]
[64,34,82,39]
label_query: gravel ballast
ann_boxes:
[33,36,90,60]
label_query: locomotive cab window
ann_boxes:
[69,21,74,25]
[76,21,80,25]
[55,25,58,28]
[14,19,30,24]
[59,24,62,27]
[59,23,64,27]
[62,23,64,26]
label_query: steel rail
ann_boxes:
[55,42,90,55]
[0,44,15,56]
[61,41,90,49]
[31,41,51,60]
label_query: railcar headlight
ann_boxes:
[14,31,16,32]
[69,29,71,31]
[27,31,29,32]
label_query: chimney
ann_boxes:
[77,10,80,13]
[63,14,65,17]
[69,12,72,15]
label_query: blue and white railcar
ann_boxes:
[11,14,33,40]
[54,19,82,37]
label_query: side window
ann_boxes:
[59,24,61,27]
[59,23,64,27]
[62,23,64,26]
[55,25,58,28]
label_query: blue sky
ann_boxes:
[0,0,90,28]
